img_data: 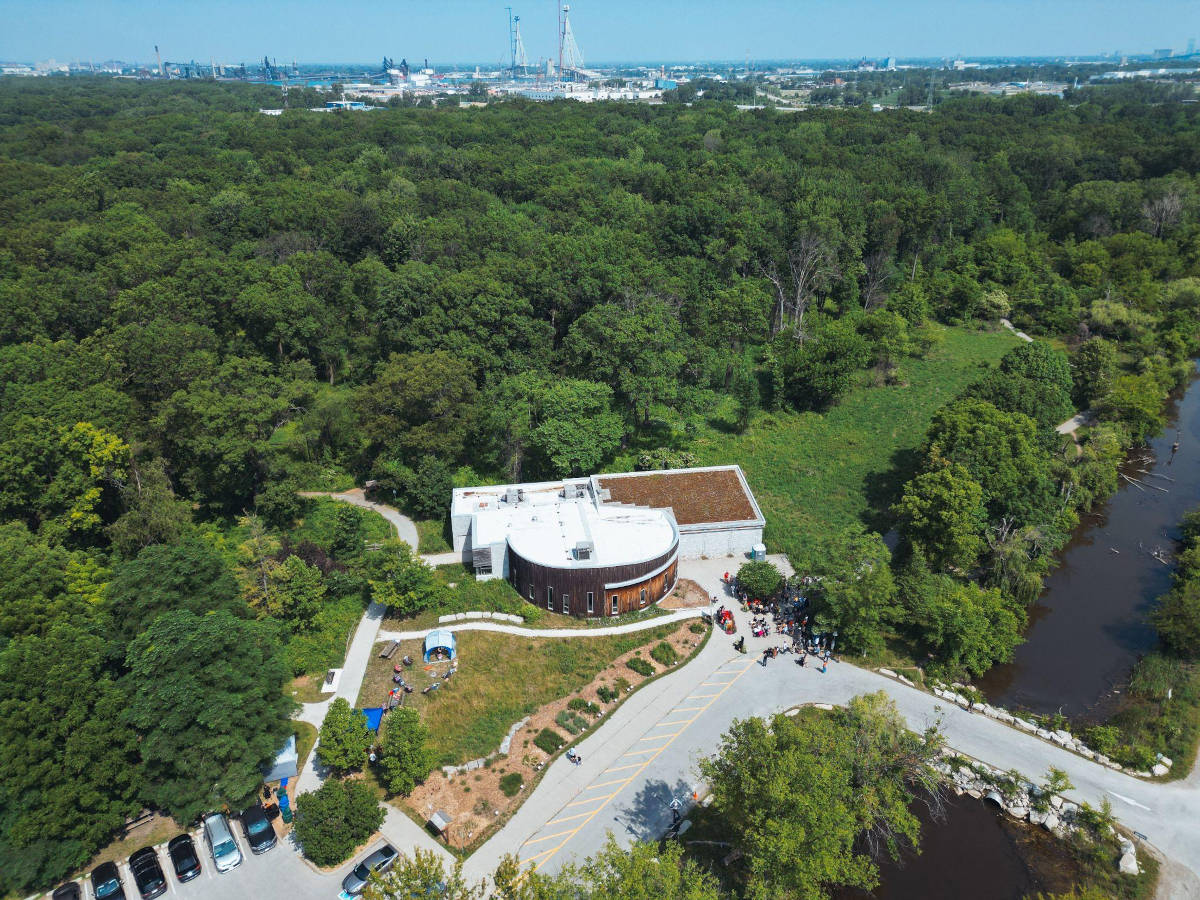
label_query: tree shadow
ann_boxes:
[611,776,694,842]
[860,446,924,534]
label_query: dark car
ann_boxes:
[241,803,277,854]
[340,843,398,897]
[167,833,202,882]
[128,847,167,899]
[90,861,126,900]
[50,884,81,900]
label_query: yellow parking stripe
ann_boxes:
[520,660,755,873]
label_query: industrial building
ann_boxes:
[450,465,764,618]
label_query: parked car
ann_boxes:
[128,848,167,899]
[90,861,126,900]
[50,883,81,900]
[339,843,398,898]
[167,833,202,882]
[202,813,243,873]
[241,803,277,854]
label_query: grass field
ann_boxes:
[358,626,681,765]
[690,324,1020,561]
[415,518,453,553]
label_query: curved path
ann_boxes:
[377,608,705,642]
[299,489,420,549]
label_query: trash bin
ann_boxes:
[278,790,293,824]
[752,543,766,561]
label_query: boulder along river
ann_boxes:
[979,362,1200,718]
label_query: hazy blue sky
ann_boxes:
[1,0,1197,65]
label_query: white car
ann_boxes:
[203,813,243,873]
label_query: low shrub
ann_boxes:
[533,728,564,755]
[499,772,523,797]
[689,621,707,634]
[597,685,617,703]
[650,642,679,666]
[627,657,654,677]
[567,698,601,715]
[555,710,581,735]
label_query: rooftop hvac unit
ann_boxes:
[504,487,520,504]
[573,540,595,561]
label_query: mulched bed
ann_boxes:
[597,469,757,525]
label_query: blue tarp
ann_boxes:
[361,707,385,732]
[423,629,457,662]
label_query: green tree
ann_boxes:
[899,567,1024,677]
[355,350,477,461]
[292,778,385,867]
[266,554,327,632]
[378,706,434,795]
[563,296,686,428]
[893,462,987,571]
[1098,373,1166,440]
[1072,337,1118,407]
[317,698,372,774]
[109,534,245,640]
[0,624,140,895]
[780,318,871,411]
[522,836,722,900]
[736,560,782,599]
[700,693,941,900]
[924,398,1054,523]
[366,850,484,900]
[369,541,439,616]
[123,609,293,823]
[1152,578,1200,658]
[106,456,192,558]
[803,527,898,654]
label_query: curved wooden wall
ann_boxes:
[507,542,678,618]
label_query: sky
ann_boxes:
[1,0,1197,66]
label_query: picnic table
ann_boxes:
[379,640,400,659]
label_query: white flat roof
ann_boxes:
[453,480,676,570]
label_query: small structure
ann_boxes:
[428,809,453,835]
[261,734,298,783]
[423,629,457,663]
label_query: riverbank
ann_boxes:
[978,366,1200,718]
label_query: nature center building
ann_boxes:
[450,465,765,618]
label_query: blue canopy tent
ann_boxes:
[424,629,457,662]
[360,707,385,732]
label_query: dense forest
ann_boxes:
[1,77,1199,894]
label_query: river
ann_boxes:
[978,364,1200,718]
[833,794,1078,900]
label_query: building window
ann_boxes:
[547,586,554,610]
[586,592,594,615]
[611,595,619,615]
[562,593,570,614]
[640,588,647,606]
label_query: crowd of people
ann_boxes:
[722,571,838,674]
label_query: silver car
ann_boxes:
[339,843,397,897]
[202,813,243,873]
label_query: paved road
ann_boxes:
[461,557,1200,886]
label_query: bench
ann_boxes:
[379,640,400,659]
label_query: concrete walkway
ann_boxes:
[1057,410,1096,435]
[1000,317,1033,342]
[299,489,419,549]
[376,608,706,643]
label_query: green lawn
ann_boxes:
[358,626,682,765]
[691,325,1020,562]
[415,518,453,553]
[292,496,395,546]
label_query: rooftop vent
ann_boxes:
[573,540,595,561]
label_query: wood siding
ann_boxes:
[508,543,678,618]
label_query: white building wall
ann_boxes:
[677,525,763,559]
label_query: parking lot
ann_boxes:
[58,821,347,900]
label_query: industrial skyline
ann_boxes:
[1,0,1198,67]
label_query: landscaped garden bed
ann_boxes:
[358,622,706,851]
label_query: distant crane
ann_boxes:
[154,44,165,78]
